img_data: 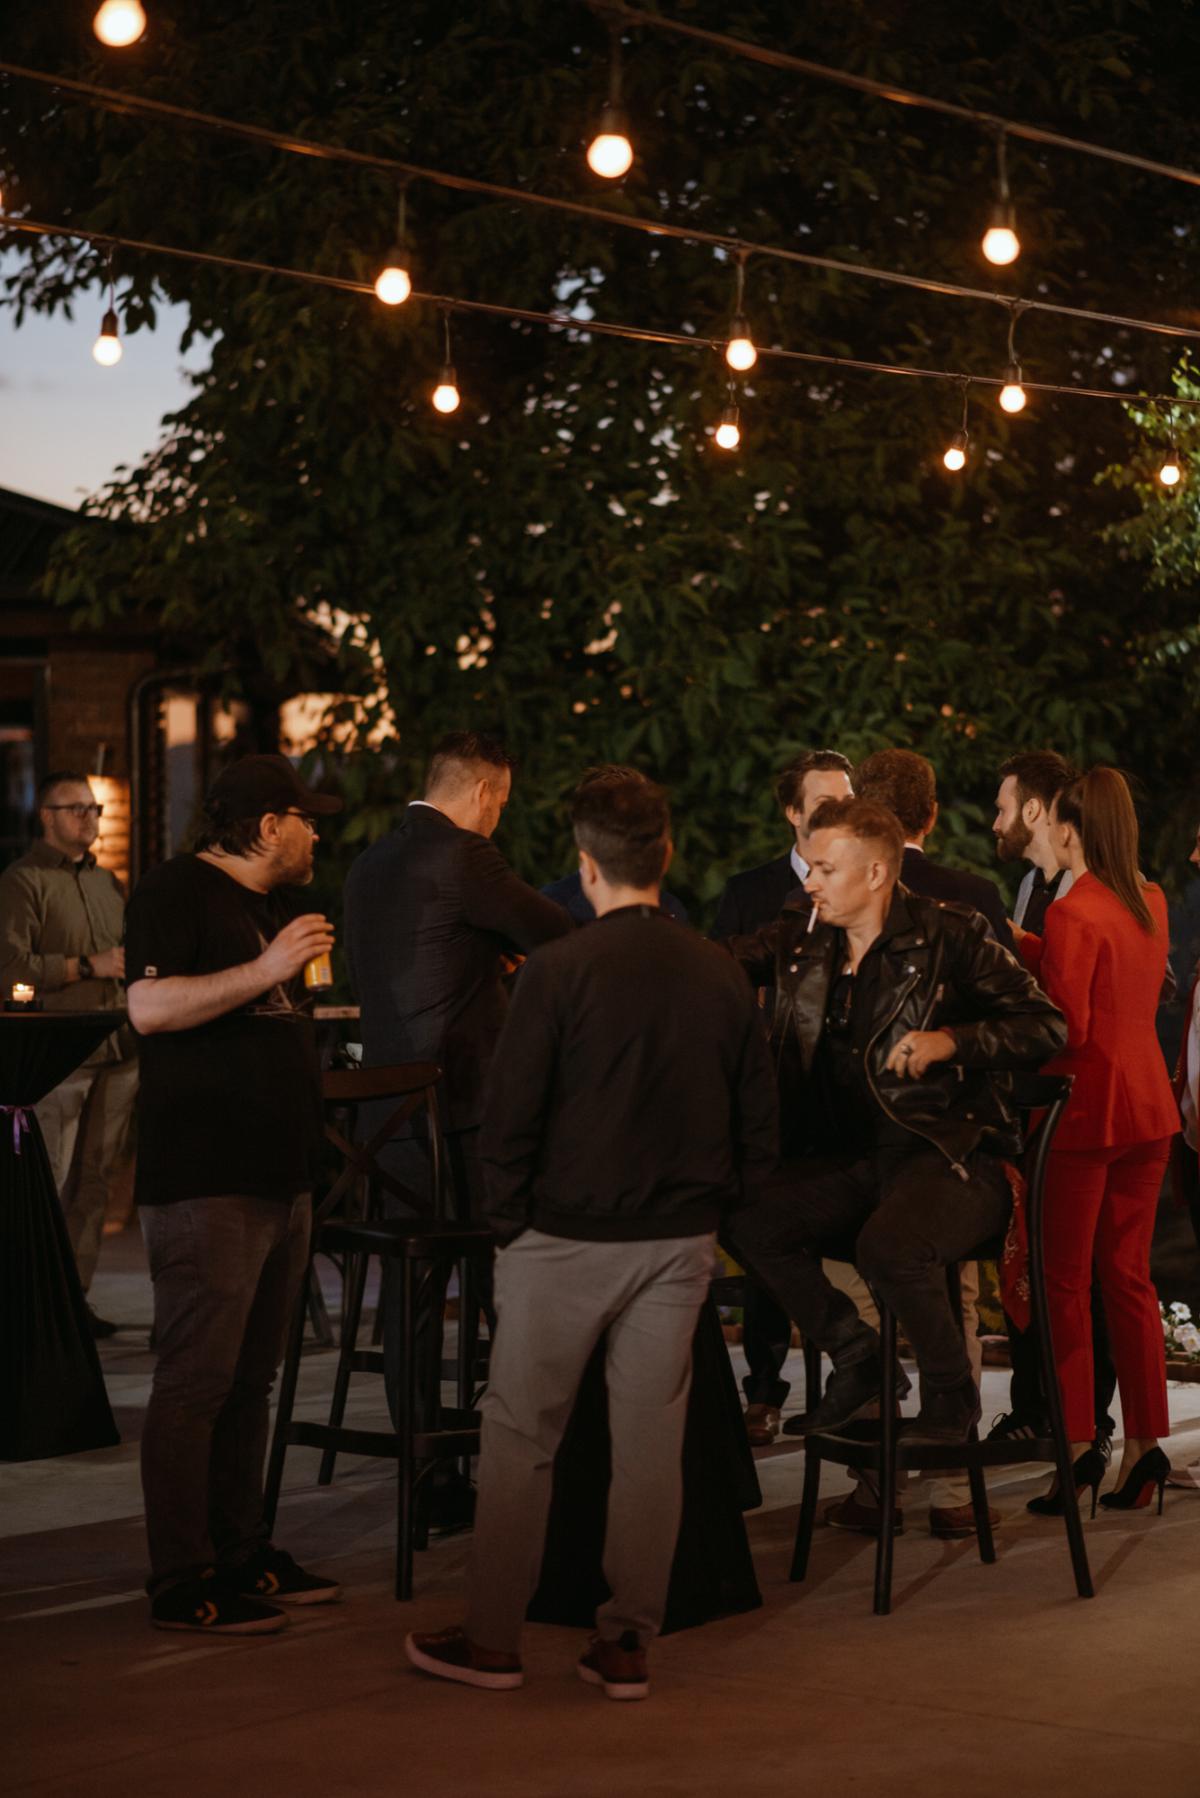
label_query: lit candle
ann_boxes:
[11,983,35,1005]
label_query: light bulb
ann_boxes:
[432,366,460,414]
[586,104,633,179]
[1159,455,1182,487]
[93,0,146,46]
[715,404,740,451]
[92,306,122,366]
[725,315,757,372]
[998,363,1026,414]
[982,202,1020,266]
[374,260,412,306]
[943,431,968,472]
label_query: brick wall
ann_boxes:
[46,646,153,893]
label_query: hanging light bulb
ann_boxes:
[1159,445,1182,487]
[93,0,146,45]
[981,129,1021,266]
[374,188,412,305]
[91,248,122,366]
[942,381,971,469]
[997,307,1027,412]
[586,21,633,179]
[715,380,741,451]
[724,255,757,370]
[431,310,460,413]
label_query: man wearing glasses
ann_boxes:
[0,770,135,1335]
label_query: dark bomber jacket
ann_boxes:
[727,884,1067,1175]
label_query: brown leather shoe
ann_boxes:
[824,1494,904,1535]
[929,1503,1001,1540]
[405,1625,524,1690]
[577,1631,649,1701]
[744,1403,782,1447]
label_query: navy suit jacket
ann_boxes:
[713,852,804,939]
[540,869,689,926]
[900,847,1013,952]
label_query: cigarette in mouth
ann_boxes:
[806,904,819,934]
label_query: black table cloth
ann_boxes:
[1,1011,123,1460]
[528,1297,763,1635]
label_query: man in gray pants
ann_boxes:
[406,773,778,1700]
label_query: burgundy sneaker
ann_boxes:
[577,1630,649,1702]
[405,1625,524,1691]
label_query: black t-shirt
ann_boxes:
[807,962,910,1158]
[124,855,323,1204]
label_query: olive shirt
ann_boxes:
[0,840,130,1063]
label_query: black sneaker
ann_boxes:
[86,1304,119,1339]
[224,1545,342,1606]
[987,1410,1046,1443]
[151,1573,287,1635]
[782,1356,911,1437]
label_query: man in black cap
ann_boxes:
[124,754,342,1635]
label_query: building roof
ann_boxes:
[0,484,81,605]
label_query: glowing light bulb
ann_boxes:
[93,0,146,46]
[715,404,740,451]
[1159,454,1182,487]
[92,306,122,366]
[374,257,412,306]
[998,363,1026,414]
[943,430,968,472]
[725,315,757,372]
[432,366,460,414]
[981,202,1020,266]
[586,104,633,179]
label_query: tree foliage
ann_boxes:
[3,0,1200,912]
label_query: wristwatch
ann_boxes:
[78,954,94,981]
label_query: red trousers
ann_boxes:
[1042,1137,1172,1442]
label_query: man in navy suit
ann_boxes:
[713,749,853,1446]
[542,765,690,923]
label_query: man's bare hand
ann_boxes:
[92,945,125,979]
[256,914,335,987]
[500,953,526,976]
[885,1029,957,1079]
[1008,918,1028,947]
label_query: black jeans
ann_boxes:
[727,1148,1010,1394]
[378,1128,493,1434]
[741,1277,792,1407]
[139,1192,311,1589]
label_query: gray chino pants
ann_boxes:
[465,1228,716,1655]
[139,1193,311,1589]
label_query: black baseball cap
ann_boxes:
[206,754,343,821]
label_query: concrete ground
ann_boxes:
[5,1225,1200,1798]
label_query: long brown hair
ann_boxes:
[1054,767,1154,932]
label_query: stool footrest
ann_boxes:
[284,1416,482,1461]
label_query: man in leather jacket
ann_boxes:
[725,796,1067,1444]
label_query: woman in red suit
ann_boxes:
[1014,767,1178,1513]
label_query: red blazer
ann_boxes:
[1018,871,1178,1152]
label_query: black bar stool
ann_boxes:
[264,1064,495,1599]
[790,1074,1092,1614]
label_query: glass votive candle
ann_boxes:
[11,983,35,1005]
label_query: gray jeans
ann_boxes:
[465,1228,716,1654]
[139,1193,311,1589]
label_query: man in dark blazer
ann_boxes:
[712,748,853,1446]
[855,748,1013,950]
[344,732,572,1522]
[541,765,690,923]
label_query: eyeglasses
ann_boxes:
[283,810,319,834]
[44,803,103,819]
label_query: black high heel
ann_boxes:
[1026,1447,1106,1519]
[1098,1446,1170,1514]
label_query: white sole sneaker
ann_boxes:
[405,1633,524,1690]
[577,1659,649,1701]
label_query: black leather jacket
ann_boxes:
[727,884,1067,1175]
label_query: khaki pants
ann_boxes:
[35,1054,138,1292]
[465,1229,715,1654]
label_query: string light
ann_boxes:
[724,254,757,371]
[715,381,741,450]
[943,382,970,470]
[586,16,634,179]
[93,1,146,46]
[998,307,1027,413]
[981,129,1021,266]
[1159,443,1182,486]
[91,247,122,366]
[374,188,412,305]
[431,311,460,413]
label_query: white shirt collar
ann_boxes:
[790,845,809,883]
[408,800,446,815]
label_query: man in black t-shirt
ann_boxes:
[125,754,342,1636]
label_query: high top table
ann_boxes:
[0,1010,123,1460]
